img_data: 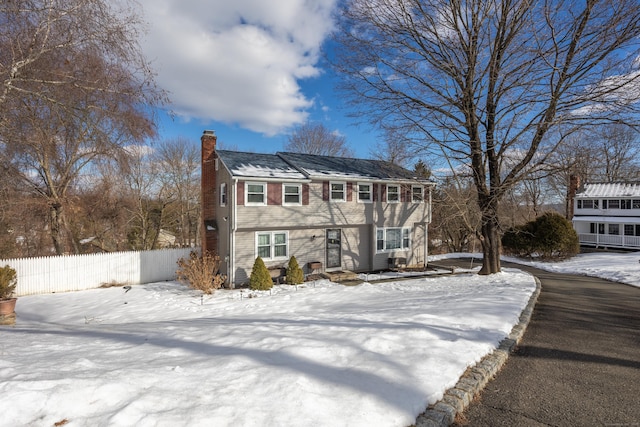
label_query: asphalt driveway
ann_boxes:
[440,259,640,426]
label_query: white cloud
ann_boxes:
[139,0,338,136]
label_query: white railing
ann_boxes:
[0,248,198,296]
[578,234,640,249]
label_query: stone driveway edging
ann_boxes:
[413,276,542,427]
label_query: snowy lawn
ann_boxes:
[0,270,538,427]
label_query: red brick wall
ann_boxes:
[201,131,218,254]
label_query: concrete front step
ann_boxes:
[321,270,358,282]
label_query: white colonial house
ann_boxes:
[572,182,640,249]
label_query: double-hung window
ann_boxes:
[376,227,410,252]
[330,182,346,202]
[358,183,372,202]
[246,182,266,205]
[256,231,288,260]
[412,185,423,203]
[387,185,399,202]
[283,184,301,205]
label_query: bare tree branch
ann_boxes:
[334,0,640,273]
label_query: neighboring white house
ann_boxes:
[572,182,640,249]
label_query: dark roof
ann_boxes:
[217,149,430,183]
[216,150,307,179]
[276,152,420,180]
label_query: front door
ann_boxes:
[326,229,342,269]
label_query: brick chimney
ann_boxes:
[566,174,581,220]
[201,130,218,255]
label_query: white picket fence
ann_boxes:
[0,248,198,296]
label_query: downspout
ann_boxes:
[425,185,432,267]
[230,178,238,287]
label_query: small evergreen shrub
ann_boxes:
[176,251,226,294]
[0,265,17,300]
[249,257,273,290]
[285,256,304,285]
[502,212,579,259]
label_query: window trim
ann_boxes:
[387,185,400,203]
[376,227,411,253]
[330,181,346,202]
[255,231,289,261]
[220,182,227,207]
[246,182,266,206]
[357,182,372,203]
[282,183,302,206]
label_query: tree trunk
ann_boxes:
[62,211,80,254]
[49,202,65,255]
[478,200,502,275]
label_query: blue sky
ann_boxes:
[138,0,381,158]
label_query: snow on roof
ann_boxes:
[216,150,307,180]
[277,152,424,181]
[577,182,640,198]
[217,150,432,182]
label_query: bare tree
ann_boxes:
[117,145,175,251]
[154,138,201,247]
[285,122,355,157]
[334,0,640,273]
[370,127,416,166]
[431,175,480,253]
[588,125,640,182]
[0,0,165,254]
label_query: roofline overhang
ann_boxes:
[228,175,312,183]
[302,176,436,185]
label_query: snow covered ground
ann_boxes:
[1,251,637,427]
